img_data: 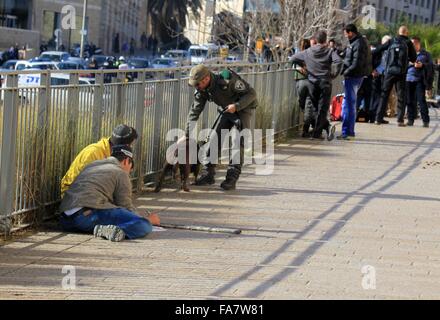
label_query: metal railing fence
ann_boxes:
[0,62,304,233]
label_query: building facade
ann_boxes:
[0,0,148,55]
[340,0,439,25]
[184,0,281,45]
[185,0,246,45]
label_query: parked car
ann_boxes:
[226,55,240,63]
[58,60,87,70]
[162,50,190,66]
[151,58,178,69]
[1,73,96,105]
[39,51,71,62]
[0,59,19,70]
[128,58,150,69]
[15,61,59,71]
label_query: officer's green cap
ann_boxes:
[189,64,210,87]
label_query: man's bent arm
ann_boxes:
[114,172,136,212]
[185,92,208,136]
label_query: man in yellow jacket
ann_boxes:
[61,124,138,196]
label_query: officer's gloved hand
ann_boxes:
[234,118,242,131]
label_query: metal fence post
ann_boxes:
[152,72,164,171]
[116,72,126,122]
[67,73,80,157]
[92,72,104,141]
[271,68,277,132]
[35,73,50,207]
[0,74,19,234]
[135,71,146,192]
[171,70,181,131]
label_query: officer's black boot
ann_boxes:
[195,165,216,186]
[220,167,240,191]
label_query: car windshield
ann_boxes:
[40,54,63,61]
[59,63,79,70]
[190,49,208,57]
[153,59,172,65]
[129,60,149,68]
[2,61,16,69]
[165,52,184,58]
[27,64,53,70]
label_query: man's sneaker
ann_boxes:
[407,121,414,126]
[327,125,336,141]
[423,122,430,128]
[336,135,350,140]
[397,122,406,127]
[94,225,125,242]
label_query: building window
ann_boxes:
[384,6,388,21]
[0,0,30,29]
[413,15,417,23]
[390,8,395,22]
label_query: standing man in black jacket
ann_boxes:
[338,24,370,140]
[375,26,417,126]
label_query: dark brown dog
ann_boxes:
[154,139,201,193]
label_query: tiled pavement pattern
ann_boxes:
[1,111,440,300]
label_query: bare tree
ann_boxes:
[274,0,339,60]
[180,0,356,62]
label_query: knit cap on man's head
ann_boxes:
[110,125,138,145]
[111,144,134,159]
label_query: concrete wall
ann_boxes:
[0,27,40,57]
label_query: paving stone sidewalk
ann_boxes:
[1,111,440,300]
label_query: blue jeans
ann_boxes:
[60,208,152,239]
[406,81,430,124]
[342,77,364,136]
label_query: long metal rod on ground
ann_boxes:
[160,224,242,235]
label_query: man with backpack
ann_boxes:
[405,36,434,128]
[182,64,257,191]
[375,26,417,126]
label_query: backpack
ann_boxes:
[385,37,408,76]
[330,94,344,121]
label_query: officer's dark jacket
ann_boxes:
[342,34,371,78]
[185,72,257,134]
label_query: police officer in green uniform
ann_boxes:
[184,64,257,190]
